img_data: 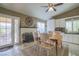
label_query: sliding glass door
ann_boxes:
[0,15,13,48]
[0,14,20,48]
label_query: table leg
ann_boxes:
[56,41,58,56]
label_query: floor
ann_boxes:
[0,42,79,56]
[0,34,12,46]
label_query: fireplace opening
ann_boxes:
[22,32,34,43]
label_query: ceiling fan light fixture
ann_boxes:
[48,7,54,12]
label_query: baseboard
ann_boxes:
[63,41,79,45]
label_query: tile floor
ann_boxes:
[0,42,79,56]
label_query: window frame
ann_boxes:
[65,17,79,34]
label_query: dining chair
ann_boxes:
[48,31,53,37]
[33,32,40,45]
[38,33,54,56]
[52,31,63,48]
[33,32,41,55]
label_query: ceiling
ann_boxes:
[0,3,79,20]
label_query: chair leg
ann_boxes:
[61,42,63,48]
[47,49,50,56]
[37,45,40,56]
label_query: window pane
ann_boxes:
[37,22,45,33]
[76,20,79,32]
[0,16,12,46]
[73,20,79,33]
[66,21,72,33]
[0,28,6,37]
[0,22,6,28]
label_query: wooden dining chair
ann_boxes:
[48,31,53,37]
[33,32,41,55]
[38,33,54,56]
[52,31,63,48]
[33,32,40,45]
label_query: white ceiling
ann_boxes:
[0,3,79,20]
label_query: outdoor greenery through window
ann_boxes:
[65,17,79,34]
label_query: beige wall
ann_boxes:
[0,7,46,26]
[53,7,79,19]
[55,19,65,27]
[0,7,46,43]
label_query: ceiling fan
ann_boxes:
[41,3,63,12]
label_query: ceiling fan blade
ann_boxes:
[54,3,63,6]
[45,8,49,12]
[53,7,56,11]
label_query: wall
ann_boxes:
[55,19,65,27]
[55,18,79,44]
[0,7,46,44]
[47,20,55,32]
[53,7,79,19]
[0,7,46,27]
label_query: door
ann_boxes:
[0,14,13,48]
[0,14,20,48]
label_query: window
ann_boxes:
[65,17,79,34]
[37,22,45,33]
